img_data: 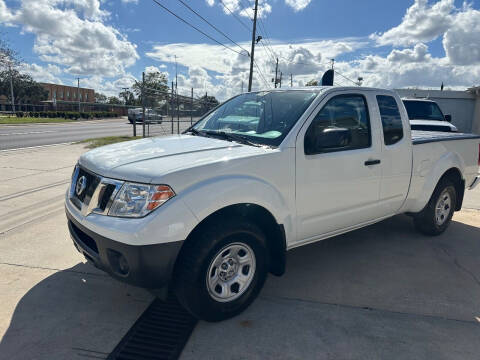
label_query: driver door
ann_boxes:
[294,91,384,244]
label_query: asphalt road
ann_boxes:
[0,117,197,150]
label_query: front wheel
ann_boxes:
[413,178,457,236]
[173,219,268,322]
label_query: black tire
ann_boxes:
[413,178,457,236]
[173,219,268,322]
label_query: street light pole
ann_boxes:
[9,64,15,113]
[247,0,259,92]
[142,72,146,138]
[77,78,81,112]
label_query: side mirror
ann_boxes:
[445,114,452,122]
[305,127,352,155]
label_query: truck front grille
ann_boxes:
[69,166,123,216]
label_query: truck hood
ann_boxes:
[79,135,268,183]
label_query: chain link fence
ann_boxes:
[132,81,221,138]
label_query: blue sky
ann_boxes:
[1,0,479,100]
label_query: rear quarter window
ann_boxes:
[377,95,404,146]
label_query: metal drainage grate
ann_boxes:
[107,295,197,360]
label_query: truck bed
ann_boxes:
[412,130,480,145]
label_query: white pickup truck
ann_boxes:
[66,87,480,321]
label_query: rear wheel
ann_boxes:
[413,178,457,236]
[173,219,268,322]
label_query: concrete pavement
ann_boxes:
[0,143,153,360]
[0,142,479,359]
[184,210,480,359]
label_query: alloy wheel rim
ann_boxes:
[206,242,256,303]
[435,190,452,226]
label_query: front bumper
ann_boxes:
[67,211,183,293]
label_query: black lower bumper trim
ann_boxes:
[66,210,184,292]
[107,295,197,360]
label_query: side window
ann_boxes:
[304,94,371,155]
[377,95,403,145]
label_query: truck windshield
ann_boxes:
[191,90,319,147]
[403,101,445,121]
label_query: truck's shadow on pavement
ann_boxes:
[263,214,480,322]
[2,214,480,360]
[0,263,153,360]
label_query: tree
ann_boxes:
[107,96,122,105]
[198,94,219,113]
[0,35,19,69]
[95,93,108,103]
[132,71,168,108]
[0,35,21,111]
[0,69,47,105]
[305,79,319,86]
[119,89,139,106]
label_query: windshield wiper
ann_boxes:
[203,131,263,148]
[185,128,209,137]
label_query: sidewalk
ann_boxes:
[0,143,153,360]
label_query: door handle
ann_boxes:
[364,159,381,166]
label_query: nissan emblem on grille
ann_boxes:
[76,176,87,196]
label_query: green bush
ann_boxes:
[15,111,24,118]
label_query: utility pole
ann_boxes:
[241,81,244,93]
[279,72,283,88]
[77,78,81,112]
[247,0,259,92]
[142,72,146,138]
[275,58,279,88]
[190,87,193,125]
[8,64,15,113]
[331,59,335,70]
[175,55,178,98]
[175,55,179,134]
[171,81,174,134]
[290,73,293,87]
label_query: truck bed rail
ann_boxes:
[411,130,480,145]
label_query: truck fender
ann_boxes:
[410,151,465,213]
[179,175,294,245]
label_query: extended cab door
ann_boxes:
[375,93,412,214]
[294,90,385,244]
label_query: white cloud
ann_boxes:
[443,6,480,65]
[0,0,15,24]
[121,0,139,4]
[386,43,431,64]
[206,0,312,16]
[372,0,455,47]
[79,74,138,96]
[1,0,138,78]
[146,38,364,100]
[284,0,312,12]
[20,63,64,84]
[332,46,480,90]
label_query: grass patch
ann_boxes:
[80,136,142,149]
[0,117,75,124]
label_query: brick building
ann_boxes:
[40,83,95,103]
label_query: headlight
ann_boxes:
[108,182,175,218]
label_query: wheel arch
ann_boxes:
[175,203,287,277]
[439,167,465,211]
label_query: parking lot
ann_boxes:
[0,143,479,360]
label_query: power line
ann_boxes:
[218,0,251,32]
[175,0,249,55]
[253,59,270,88]
[334,70,358,86]
[151,0,248,57]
